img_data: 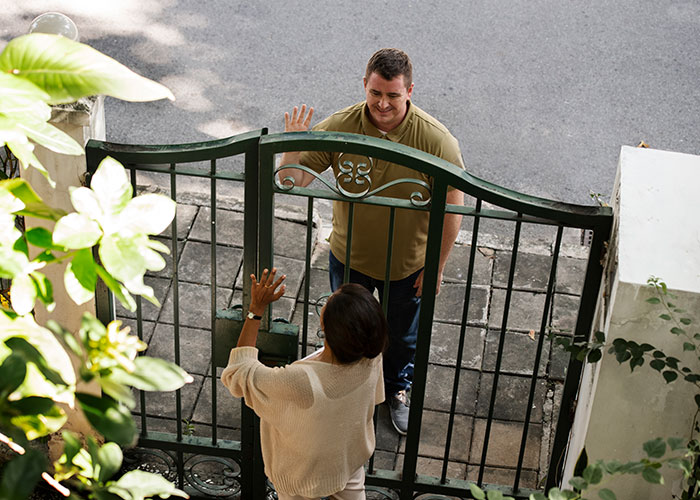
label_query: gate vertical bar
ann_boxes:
[400,182,448,500]
[546,221,611,490]
[478,215,523,486]
[441,199,482,483]
[513,226,563,492]
[210,158,218,444]
[240,131,268,500]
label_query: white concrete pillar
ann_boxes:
[19,96,106,458]
[562,146,700,499]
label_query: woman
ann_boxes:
[221,268,388,500]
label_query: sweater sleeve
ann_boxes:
[374,355,385,405]
[220,347,313,420]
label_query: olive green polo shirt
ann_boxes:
[299,101,464,281]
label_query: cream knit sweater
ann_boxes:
[221,347,384,497]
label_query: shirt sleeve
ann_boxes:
[220,347,313,420]
[374,355,385,405]
[298,121,334,174]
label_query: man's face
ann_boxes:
[363,72,414,132]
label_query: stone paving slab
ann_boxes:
[476,374,547,422]
[489,288,547,331]
[159,282,232,328]
[428,323,485,370]
[434,284,489,325]
[178,241,243,288]
[146,323,212,376]
[482,329,550,376]
[191,377,241,429]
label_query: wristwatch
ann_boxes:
[247,311,262,320]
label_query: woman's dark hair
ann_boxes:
[322,283,389,364]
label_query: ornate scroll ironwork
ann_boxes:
[121,448,242,498]
[274,153,432,207]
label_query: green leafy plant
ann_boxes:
[537,277,700,499]
[0,32,190,499]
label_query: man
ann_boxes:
[279,48,464,435]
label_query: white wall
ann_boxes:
[563,146,700,498]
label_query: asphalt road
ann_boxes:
[3,0,700,207]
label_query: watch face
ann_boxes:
[247,311,255,319]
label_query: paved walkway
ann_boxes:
[116,190,588,494]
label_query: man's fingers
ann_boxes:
[304,107,314,127]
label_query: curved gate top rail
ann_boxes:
[260,131,612,230]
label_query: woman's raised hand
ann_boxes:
[249,268,286,315]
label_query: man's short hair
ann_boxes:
[365,48,413,88]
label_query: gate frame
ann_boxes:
[86,130,612,500]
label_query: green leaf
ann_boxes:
[4,336,68,387]
[97,442,123,483]
[650,359,665,371]
[46,320,83,357]
[684,343,696,352]
[24,227,55,249]
[90,156,133,217]
[652,350,666,358]
[30,271,54,310]
[109,356,193,391]
[668,437,687,451]
[0,71,50,102]
[10,273,36,315]
[9,399,67,439]
[671,327,686,335]
[76,393,136,446]
[15,118,83,155]
[646,297,661,304]
[601,459,622,474]
[593,331,606,343]
[663,371,678,383]
[680,318,693,325]
[94,264,135,311]
[0,34,174,104]
[69,186,102,217]
[4,138,52,185]
[667,457,692,475]
[6,395,55,415]
[61,431,82,467]
[659,314,671,321]
[120,194,176,235]
[469,483,486,500]
[568,476,588,491]
[1,178,65,220]
[641,466,663,484]
[583,464,603,485]
[53,213,102,249]
[599,488,617,500]
[587,348,602,363]
[0,353,27,399]
[107,470,187,500]
[544,487,568,500]
[643,438,666,458]
[695,394,700,409]
[529,494,547,500]
[64,248,97,306]
[0,448,47,500]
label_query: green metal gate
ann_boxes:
[86,130,612,500]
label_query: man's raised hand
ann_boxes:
[284,104,314,133]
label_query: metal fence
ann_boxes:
[86,130,612,500]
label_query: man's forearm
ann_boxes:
[278,151,313,188]
[438,190,464,273]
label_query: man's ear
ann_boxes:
[407,82,414,99]
[363,76,367,89]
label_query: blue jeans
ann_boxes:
[328,251,421,397]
